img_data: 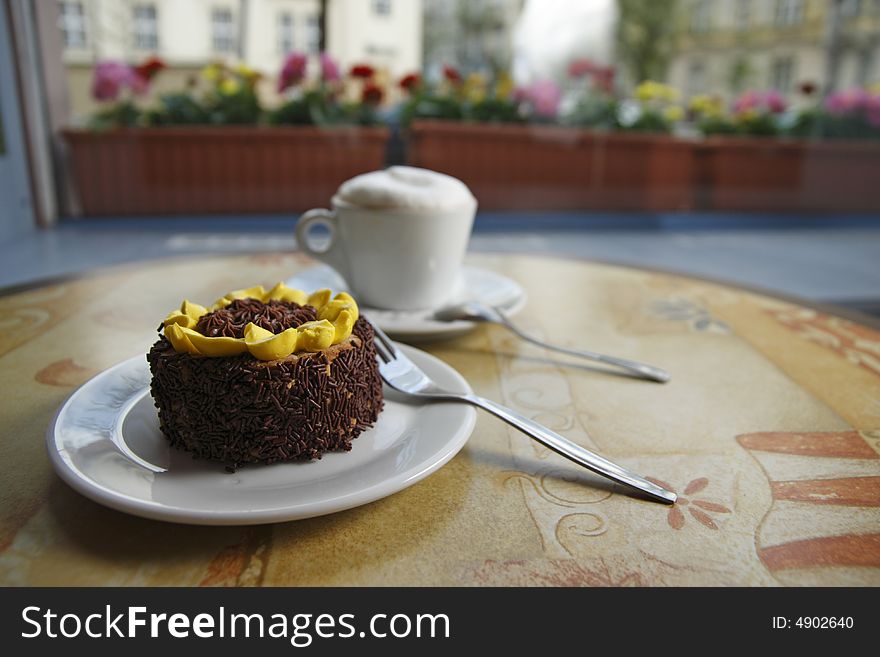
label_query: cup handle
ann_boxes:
[295,208,350,281]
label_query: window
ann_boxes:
[735,0,750,31]
[211,8,236,53]
[133,5,159,51]
[306,15,320,54]
[372,0,392,16]
[58,1,87,49]
[691,0,713,33]
[278,12,294,53]
[770,56,796,92]
[775,0,803,26]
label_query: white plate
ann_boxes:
[47,346,476,525]
[287,265,526,341]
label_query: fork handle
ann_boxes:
[463,393,676,504]
[496,314,671,383]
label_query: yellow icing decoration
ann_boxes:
[164,323,200,355]
[296,320,335,351]
[307,288,332,309]
[162,284,360,359]
[244,323,300,361]
[180,300,207,320]
[266,282,308,305]
[243,322,273,342]
[180,326,248,357]
[226,285,267,301]
[331,309,356,342]
[163,311,196,329]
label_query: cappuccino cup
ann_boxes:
[296,166,477,311]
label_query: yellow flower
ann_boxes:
[201,63,223,82]
[463,72,487,103]
[635,80,657,101]
[234,63,256,78]
[636,80,679,103]
[219,78,241,95]
[495,72,514,99]
[689,94,724,117]
[663,105,684,122]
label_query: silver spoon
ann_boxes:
[434,301,671,383]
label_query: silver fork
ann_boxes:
[434,301,670,383]
[371,323,677,505]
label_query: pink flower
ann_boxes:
[567,58,596,79]
[521,79,562,119]
[824,88,871,115]
[733,90,786,115]
[278,51,308,92]
[764,90,787,114]
[92,60,135,101]
[319,52,340,82]
[733,90,759,114]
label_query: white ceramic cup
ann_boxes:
[296,175,477,311]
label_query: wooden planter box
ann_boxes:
[63,126,390,215]
[699,137,880,212]
[406,119,697,211]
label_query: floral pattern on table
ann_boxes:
[766,307,880,378]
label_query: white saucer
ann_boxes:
[47,347,476,525]
[287,265,526,341]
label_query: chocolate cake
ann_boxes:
[147,285,384,469]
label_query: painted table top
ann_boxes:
[1,252,877,586]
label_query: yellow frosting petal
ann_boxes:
[163,311,196,329]
[180,299,207,320]
[296,320,335,351]
[307,288,332,310]
[331,309,356,342]
[246,326,300,361]
[226,285,267,302]
[243,322,274,342]
[180,326,247,357]
[164,323,200,355]
[265,282,308,306]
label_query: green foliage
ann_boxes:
[146,93,210,125]
[205,87,262,125]
[88,100,141,130]
[616,0,680,83]
[400,93,465,126]
[467,98,522,123]
[564,96,619,130]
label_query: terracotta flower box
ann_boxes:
[63,126,390,215]
[698,136,880,212]
[406,119,697,211]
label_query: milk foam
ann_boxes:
[335,166,476,211]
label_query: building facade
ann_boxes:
[667,0,880,102]
[57,0,422,119]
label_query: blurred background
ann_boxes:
[1,0,879,314]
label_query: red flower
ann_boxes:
[350,64,375,79]
[361,81,384,105]
[567,58,596,79]
[399,72,421,92]
[593,66,615,93]
[134,56,166,81]
[443,65,461,84]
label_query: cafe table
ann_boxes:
[1,252,878,587]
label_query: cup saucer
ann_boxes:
[286,264,526,342]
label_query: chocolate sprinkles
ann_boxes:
[147,299,384,470]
